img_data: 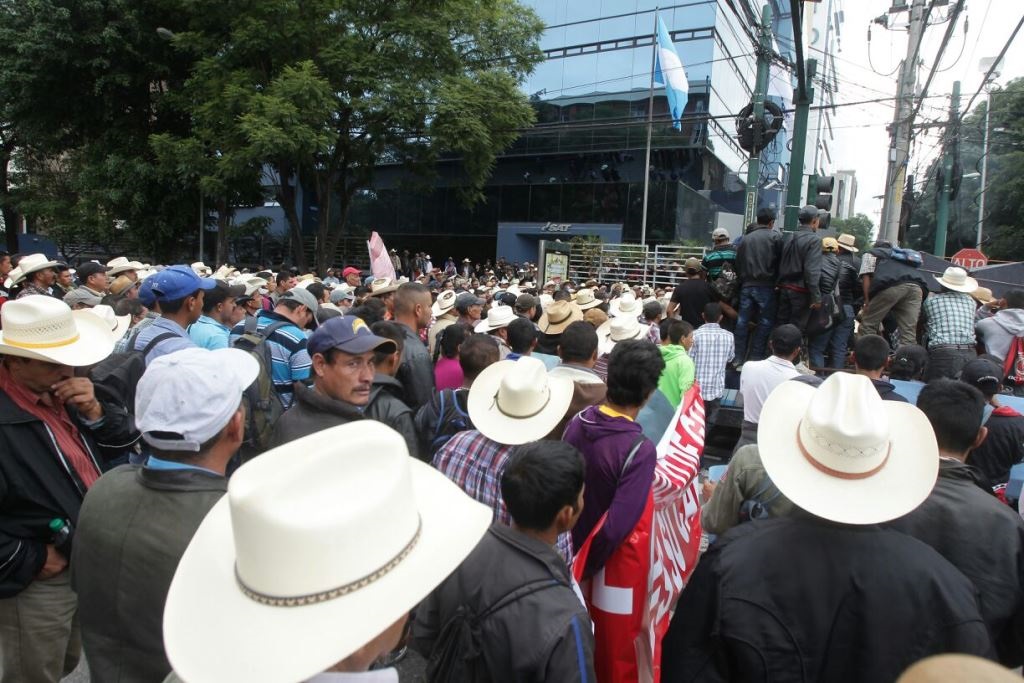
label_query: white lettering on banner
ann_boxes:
[591,567,634,615]
[540,222,573,233]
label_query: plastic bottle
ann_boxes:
[48,518,72,553]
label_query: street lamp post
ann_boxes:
[977,89,991,249]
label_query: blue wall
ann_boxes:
[496,222,622,263]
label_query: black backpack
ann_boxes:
[417,388,471,461]
[231,317,290,457]
[426,579,560,683]
[90,332,177,413]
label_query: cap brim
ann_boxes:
[163,459,490,683]
[467,360,574,445]
[758,380,939,525]
[328,335,397,356]
[197,278,218,291]
[0,310,115,367]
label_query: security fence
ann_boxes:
[568,241,707,288]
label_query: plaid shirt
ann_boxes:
[689,323,734,401]
[923,291,977,347]
[434,429,573,561]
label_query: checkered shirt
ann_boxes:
[433,429,574,561]
[689,322,734,401]
[923,291,977,347]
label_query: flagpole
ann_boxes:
[640,8,659,248]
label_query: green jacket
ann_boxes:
[658,344,695,407]
[701,444,797,535]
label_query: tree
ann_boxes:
[830,213,874,251]
[158,0,544,272]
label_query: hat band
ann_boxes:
[494,387,551,419]
[5,332,81,350]
[235,515,422,608]
[548,311,572,326]
[796,424,890,480]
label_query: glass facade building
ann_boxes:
[259,0,843,257]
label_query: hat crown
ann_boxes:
[616,292,639,313]
[231,423,420,599]
[576,289,595,304]
[798,373,891,476]
[0,296,80,348]
[942,267,968,285]
[495,357,552,418]
[609,314,641,341]
[488,304,514,326]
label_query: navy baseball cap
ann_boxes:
[149,265,217,302]
[138,277,156,307]
[307,316,397,356]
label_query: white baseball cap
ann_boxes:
[136,348,259,452]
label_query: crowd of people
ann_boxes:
[1,201,1024,683]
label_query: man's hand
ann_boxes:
[36,544,68,580]
[52,377,103,421]
[701,479,717,503]
[809,302,823,310]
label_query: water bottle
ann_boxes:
[48,518,72,554]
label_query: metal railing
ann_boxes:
[568,241,707,288]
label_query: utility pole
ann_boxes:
[934,81,960,257]
[785,59,817,230]
[743,4,774,227]
[880,0,928,245]
[976,88,991,249]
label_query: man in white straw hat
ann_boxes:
[886,379,1024,667]
[413,441,596,680]
[105,257,144,282]
[434,356,574,560]
[13,253,61,299]
[661,372,994,681]
[475,304,516,360]
[71,347,256,682]
[922,265,979,381]
[161,421,491,682]
[428,289,459,358]
[0,296,136,682]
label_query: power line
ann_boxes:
[958,12,1024,123]
[905,0,965,126]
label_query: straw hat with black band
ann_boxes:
[538,299,583,335]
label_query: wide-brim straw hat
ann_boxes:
[83,304,131,342]
[537,300,583,335]
[971,286,996,305]
[836,233,859,253]
[432,290,458,317]
[467,357,573,445]
[934,266,978,294]
[106,256,145,276]
[574,288,602,310]
[474,304,516,333]
[16,253,61,279]
[608,292,641,318]
[596,314,646,353]
[369,278,400,296]
[0,295,115,366]
[163,422,491,683]
[758,372,938,525]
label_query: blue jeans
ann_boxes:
[829,304,855,368]
[734,286,776,363]
[808,327,835,370]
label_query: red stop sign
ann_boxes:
[951,248,988,270]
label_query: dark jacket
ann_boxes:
[968,405,1024,486]
[868,247,930,297]
[396,322,435,410]
[837,251,861,306]
[887,458,1024,666]
[819,252,841,298]
[268,382,363,448]
[0,389,138,598]
[364,373,420,460]
[411,524,596,682]
[871,377,909,402]
[662,516,994,682]
[563,406,654,579]
[778,227,824,303]
[71,465,226,683]
[736,225,782,288]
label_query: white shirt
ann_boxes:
[307,669,399,682]
[740,356,800,424]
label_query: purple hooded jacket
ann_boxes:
[563,404,656,580]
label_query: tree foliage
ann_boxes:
[830,213,874,251]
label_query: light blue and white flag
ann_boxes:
[653,16,689,130]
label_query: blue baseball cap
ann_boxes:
[138,278,156,307]
[149,265,217,302]
[307,316,397,356]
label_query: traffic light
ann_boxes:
[811,175,835,211]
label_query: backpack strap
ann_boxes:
[258,320,291,340]
[478,578,563,622]
[140,332,178,357]
[243,314,258,335]
[432,389,449,443]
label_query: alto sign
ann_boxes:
[951,248,988,270]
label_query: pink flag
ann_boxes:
[367,231,396,281]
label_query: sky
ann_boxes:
[829,0,1024,222]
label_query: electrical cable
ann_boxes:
[958,12,1024,125]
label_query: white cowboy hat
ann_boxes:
[3,266,23,289]
[190,261,212,276]
[596,314,646,354]
[933,266,978,294]
[163,422,490,683]
[608,292,641,318]
[467,357,574,445]
[0,295,115,366]
[574,288,602,311]
[758,372,939,525]
[83,304,131,342]
[474,304,516,333]
[368,278,400,296]
[431,289,458,317]
[538,299,583,335]
[16,253,61,279]
[106,256,145,276]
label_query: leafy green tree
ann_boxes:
[158,0,543,272]
[830,213,874,251]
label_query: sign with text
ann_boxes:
[951,248,988,270]
[538,239,571,284]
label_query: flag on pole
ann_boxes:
[367,231,396,281]
[654,16,689,130]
